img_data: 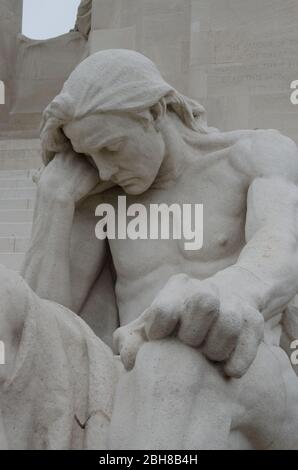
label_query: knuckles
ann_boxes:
[215,308,243,339]
[115,277,264,376]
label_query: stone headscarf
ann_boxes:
[40,49,207,165]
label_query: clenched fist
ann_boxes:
[114,273,264,378]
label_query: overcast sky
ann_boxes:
[22,0,81,40]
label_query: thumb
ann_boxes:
[113,311,151,370]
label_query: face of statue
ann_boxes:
[64,113,166,195]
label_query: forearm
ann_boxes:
[212,228,298,320]
[21,192,75,308]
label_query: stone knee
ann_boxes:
[0,266,32,384]
[119,338,233,449]
[232,343,293,449]
[134,338,220,398]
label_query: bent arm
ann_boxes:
[21,151,106,311]
[21,187,75,308]
[213,176,298,320]
[114,176,298,375]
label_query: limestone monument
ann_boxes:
[1,49,298,450]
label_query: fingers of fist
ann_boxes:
[114,276,264,378]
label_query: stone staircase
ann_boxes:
[0,139,41,271]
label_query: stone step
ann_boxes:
[0,178,35,189]
[0,140,40,270]
[0,188,36,200]
[0,237,30,253]
[0,253,25,271]
[0,199,35,210]
[0,139,41,151]
[0,210,34,223]
[0,169,33,179]
[0,139,42,171]
[0,223,32,238]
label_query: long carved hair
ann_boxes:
[40,49,209,165]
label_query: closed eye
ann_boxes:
[102,138,126,153]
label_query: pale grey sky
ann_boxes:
[22,0,81,40]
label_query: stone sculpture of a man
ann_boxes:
[1,49,298,449]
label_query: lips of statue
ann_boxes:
[63,113,166,195]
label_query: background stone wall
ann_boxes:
[0,0,90,139]
[89,0,192,95]
[90,0,298,143]
[2,1,297,141]
[190,0,298,143]
[0,0,23,136]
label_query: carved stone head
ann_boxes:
[40,49,207,194]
